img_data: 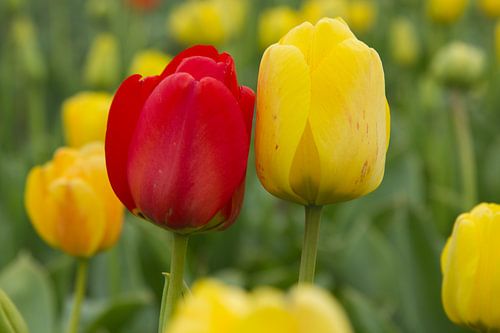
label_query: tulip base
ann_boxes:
[299,205,323,284]
[159,233,189,333]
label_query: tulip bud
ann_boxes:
[300,0,347,24]
[427,0,468,24]
[105,45,254,233]
[129,49,171,77]
[441,203,500,331]
[62,92,112,148]
[11,16,46,83]
[0,290,29,333]
[25,143,124,258]
[478,0,500,18]
[389,18,420,67]
[83,33,121,90]
[255,18,390,206]
[346,0,377,34]
[258,6,300,49]
[166,280,354,333]
[431,42,485,89]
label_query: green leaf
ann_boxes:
[0,253,56,333]
[0,289,29,333]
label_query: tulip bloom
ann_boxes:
[258,6,300,49]
[427,0,468,24]
[256,17,389,207]
[105,45,254,233]
[62,92,112,148]
[441,203,500,331]
[479,0,500,18]
[129,49,171,77]
[25,143,124,258]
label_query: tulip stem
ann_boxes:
[299,205,323,284]
[159,233,189,333]
[450,91,477,210]
[67,258,88,333]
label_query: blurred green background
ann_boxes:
[1,0,499,332]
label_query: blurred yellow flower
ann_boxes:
[427,0,468,24]
[84,33,120,89]
[129,49,171,77]
[25,143,124,258]
[62,92,112,148]
[441,203,500,331]
[166,280,353,333]
[346,0,377,33]
[255,18,390,205]
[389,17,420,67]
[168,0,247,46]
[300,0,347,24]
[478,0,500,18]
[258,6,300,49]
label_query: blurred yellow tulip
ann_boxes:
[84,33,120,89]
[389,17,420,67]
[300,0,347,24]
[427,0,468,24]
[255,18,390,206]
[441,203,500,331]
[258,6,300,49]
[25,143,124,258]
[478,0,500,18]
[346,0,377,33]
[62,92,112,148]
[166,280,353,333]
[129,49,171,77]
[168,0,246,46]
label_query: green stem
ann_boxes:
[451,92,477,210]
[158,233,189,333]
[299,205,323,284]
[67,259,88,333]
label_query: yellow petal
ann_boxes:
[308,39,388,204]
[233,302,299,333]
[255,44,311,204]
[49,178,106,257]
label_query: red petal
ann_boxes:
[219,52,239,98]
[217,181,246,230]
[175,56,226,82]
[238,85,255,137]
[160,45,220,78]
[126,73,249,229]
[105,74,161,211]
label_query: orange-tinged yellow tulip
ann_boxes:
[346,0,377,33]
[62,92,112,148]
[166,279,353,333]
[427,0,468,24]
[25,143,123,258]
[479,0,500,18]
[129,49,171,77]
[441,203,500,331]
[255,17,390,206]
[258,6,300,49]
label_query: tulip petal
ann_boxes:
[161,45,220,78]
[105,74,161,211]
[127,72,249,229]
[176,56,226,82]
[308,39,388,204]
[239,85,256,137]
[255,44,311,204]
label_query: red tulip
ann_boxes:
[105,45,255,233]
[127,0,160,11]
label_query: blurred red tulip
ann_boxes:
[105,45,255,233]
[127,0,160,11]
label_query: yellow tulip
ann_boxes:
[129,49,171,77]
[255,17,390,206]
[258,6,300,49]
[300,0,347,24]
[389,18,420,67]
[427,0,468,24]
[346,0,377,33]
[83,33,120,89]
[166,280,353,333]
[25,143,124,258]
[441,203,500,331]
[168,0,246,46]
[479,0,500,18]
[62,92,112,148]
